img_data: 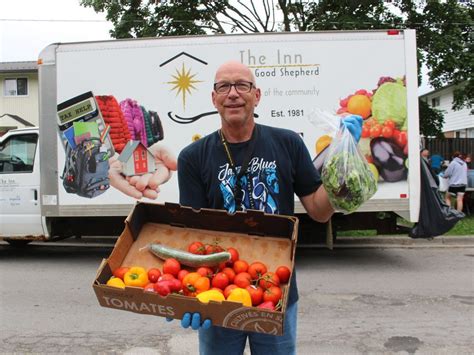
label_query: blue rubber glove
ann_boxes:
[166,313,212,330]
[342,114,363,143]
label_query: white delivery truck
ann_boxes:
[0,30,420,246]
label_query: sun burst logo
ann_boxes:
[167,63,203,110]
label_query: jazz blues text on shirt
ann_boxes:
[217,157,277,182]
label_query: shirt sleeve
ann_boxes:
[292,133,321,197]
[177,147,208,209]
[444,162,454,179]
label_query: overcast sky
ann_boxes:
[0,0,112,62]
[0,0,433,94]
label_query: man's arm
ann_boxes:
[299,185,334,223]
[298,114,362,222]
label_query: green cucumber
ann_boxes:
[149,243,231,267]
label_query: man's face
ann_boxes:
[212,63,261,127]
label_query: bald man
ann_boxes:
[176,61,362,354]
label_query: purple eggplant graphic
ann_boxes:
[370,137,407,182]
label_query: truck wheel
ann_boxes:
[5,239,32,247]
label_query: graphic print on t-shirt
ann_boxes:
[218,157,279,213]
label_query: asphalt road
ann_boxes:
[0,242,473,354]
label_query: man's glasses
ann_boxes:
[214,81,254,95]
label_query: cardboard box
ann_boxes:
[93,202,298,335]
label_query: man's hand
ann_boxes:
[109,143,177,199]
[342,114,363,143]
[166,313,212,330]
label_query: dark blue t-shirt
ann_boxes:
[178,124,321,304]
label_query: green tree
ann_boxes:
[418,100,445,138]
[399,0,473,111]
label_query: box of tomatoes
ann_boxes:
[93,202,298,335]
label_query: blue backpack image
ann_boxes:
[61,138,110,198]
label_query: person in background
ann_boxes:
[420,148,430,161]
[444,151,468,212]
[175,60,363,355]
[465,154,472,169]
[430,152,444,175]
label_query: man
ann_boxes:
[420,148,429,161]
[176,61,362,354]
[430,152,444,175]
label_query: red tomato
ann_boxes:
[226,247,240,266]
[216,261,227,271]
[233,260,249,274]
[275,266,291,284]
[258,272,280,289]
[263,286,282,304]
[205,244,224,254]
[177,269,190,282]
[396,131,408,148]
[222,267,236,283]
[147,268,162,283]
[381,126,393,138]
[392,129,401,141]
[384,119,396,129]
[365,117,377,127]
[248,261,267,280]
[144,282,156,293]
[211,272,230,290]
[188,241,205,255]
[234,272,252,288]
[224,284,238,298]
[361,125,370,138]
[246,285,264,306]
[158,273,176,282]
[154,281,171,296]
[167,278,183,292]
[196,267,214,279]
[163,258,181,277]
[112,267,130,281]
[370,124,382,138]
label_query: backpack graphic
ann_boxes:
[62,138,110,198]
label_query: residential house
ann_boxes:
[420,83,474,138]
[0,61,38,135]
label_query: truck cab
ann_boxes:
[0,127,44,242]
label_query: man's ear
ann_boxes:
[212,91,217,108]
[254,88,261,107]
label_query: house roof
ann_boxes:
[0,61,38,74]
[118,140,151,162]
[419,82,458,99]
[0,114,35,127]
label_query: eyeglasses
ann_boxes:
[213,81,254,95]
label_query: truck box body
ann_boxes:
[0,30,420,240]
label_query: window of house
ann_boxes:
[3,78,28,96]
[0,133,37,173]
[431,97,440,107]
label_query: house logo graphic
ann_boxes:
[160,52,206,111]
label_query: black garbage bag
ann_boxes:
[409,157,464,238]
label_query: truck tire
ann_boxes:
[5,239,32,247]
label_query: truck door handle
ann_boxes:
[33,189,38,201]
